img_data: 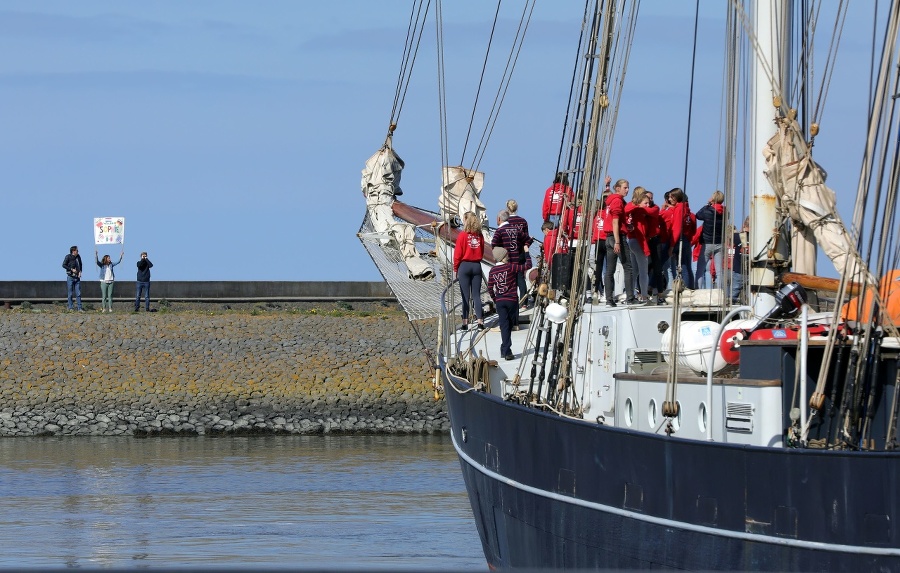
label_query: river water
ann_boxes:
[0,434,485,570]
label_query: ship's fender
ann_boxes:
[660,321,730,374]
[719,321,831,364]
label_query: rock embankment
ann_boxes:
[0,302,444,436]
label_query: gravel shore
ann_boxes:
[0,300,444,436]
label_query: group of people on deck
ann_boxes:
[541,172,746,306]
[453,200,532,361]
[451,172,747,361]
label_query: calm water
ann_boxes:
[0,434,485,570]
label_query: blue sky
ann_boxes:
[0,1,880,281]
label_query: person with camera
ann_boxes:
[134,252,153,312]
[62,245,83,311]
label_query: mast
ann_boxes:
[556,0,610,403]
[749,0,790,315]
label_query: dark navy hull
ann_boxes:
[444,370,900,571]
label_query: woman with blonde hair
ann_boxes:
[453,212,486,330]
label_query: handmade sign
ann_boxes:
[94,217,125,245]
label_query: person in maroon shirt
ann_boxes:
[453,212,486,330]
[488,246,531,360]
[505,199,533,305]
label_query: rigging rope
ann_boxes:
[459,1,504,166]
[435,0,449,170]
[389,0,432,135]
[681,0,701,193]
[471,0,537,172]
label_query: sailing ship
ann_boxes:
[359,1,900,569]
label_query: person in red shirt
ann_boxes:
[625,188,651,301]
[562,204,584,244]
[656,190,675,297]
[453,212,486,331]
[603,178,636,306]
[691,225,704,287]
[642,190,664,301]
[540,221,569,270]
[541,172,573,228]
[666,188,696,289]
[592,192,609,299]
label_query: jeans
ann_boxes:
[100,281,115,311]
[731,271,746,302]
[697,243,724,289]
[671,238,695,289]
[457,261,483,321]
[135,281,151,311]
[627,238,649,297]
[604,236,634,303]
[66,276,82,310]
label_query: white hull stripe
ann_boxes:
[450,430,900,557]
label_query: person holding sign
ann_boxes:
[95,249,124,313]
[62,246,83,311]
[134,252,153,312]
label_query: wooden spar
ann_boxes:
[391,201,497,264]
[782,272,862,296]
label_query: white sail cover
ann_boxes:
[439,166,486,227]
[763,118,854,276]
[360,141,434,281]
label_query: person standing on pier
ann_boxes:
[62,245,83,311]
[134,252,153,312]
[95,249,124,313]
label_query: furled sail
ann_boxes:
[360,140,434,281]
[762,117,854,276]
[438,166,486,227]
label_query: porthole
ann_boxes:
[624,398,634,427]
[672,400,683,431]
[648,399,658,427]
[698,402,708,433]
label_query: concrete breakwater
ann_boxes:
[0,302,444,436]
